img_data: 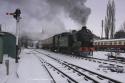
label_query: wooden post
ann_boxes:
[5,60,9,75]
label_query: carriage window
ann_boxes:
[114,41,117,45]
[101,42,103,45]
[112,42,114,45]
[99,42,101,45]
[121,41,124,45]
[117,41,119,45]
[98,42,100,45]
[110,42,112,45]
[107,42,109,45]
[104,42,107,45]
[119,41,121,45]
[103,42,105,45]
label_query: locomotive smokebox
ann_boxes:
[76,26,93,47]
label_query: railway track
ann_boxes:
[76,56,125,70]
[33,50,121,83]
[59,53,125,68]
[83,57,125,64]
[62,54,125,73]
[33,52,94,83]
[39,49,125,64]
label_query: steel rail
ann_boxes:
[34,50,99,82]
[63,61,121,83]
[34,50,122,83]
[39,58,56,83]
[36,55,78,83]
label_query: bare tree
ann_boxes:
[105,17,110,39]
[19,35,31,48]
[105,0,115,39]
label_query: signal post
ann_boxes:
[6,9,21,63]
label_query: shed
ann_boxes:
[0,32,16,59]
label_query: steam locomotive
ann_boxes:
[41,26,95,57]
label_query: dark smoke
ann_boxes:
[1,0,91,40]
[46,0,91,25]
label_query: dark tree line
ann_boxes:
[114,30,125,39]
[19,35,33,48]
[114,21,125,39]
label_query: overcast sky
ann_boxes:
[0,0,125,39]
[86,0,125,37]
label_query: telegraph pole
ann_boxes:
[101,20,104,39]
[6,9,21,63]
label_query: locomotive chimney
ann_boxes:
[81,26,87,30]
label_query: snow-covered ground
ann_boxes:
[0,49,125,83]
[93,51,125,59]
[0,54,18,83]
[36,49,125,82]
[0,49,52,83]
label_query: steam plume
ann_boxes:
[1,0,91,40]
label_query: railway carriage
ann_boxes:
[93,39,125,52]
[41,37,53,50]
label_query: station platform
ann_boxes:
[0,49,52,83]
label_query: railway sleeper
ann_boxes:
[84,77,89,81]
[35,50,121,83]
[63,61,121,83]
[97,76,104,80]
